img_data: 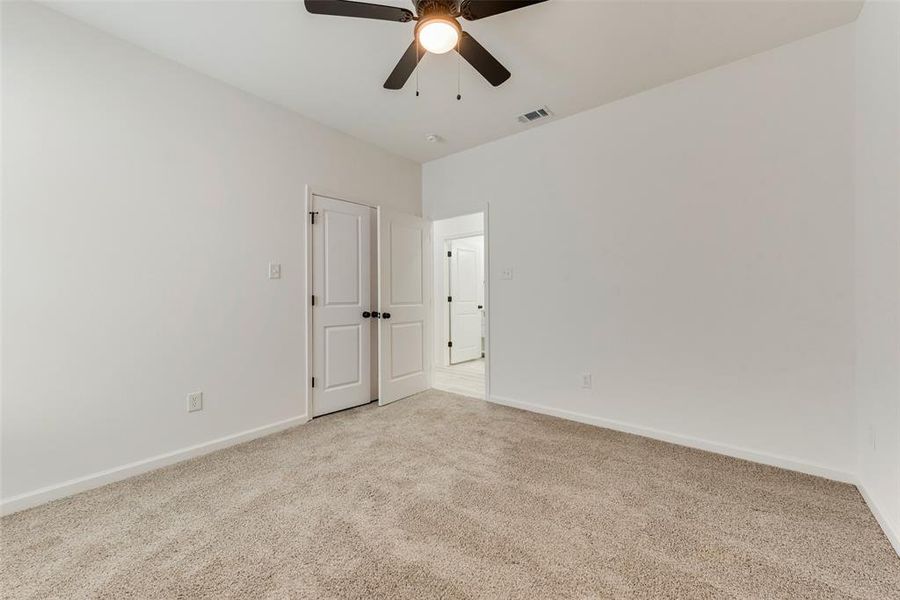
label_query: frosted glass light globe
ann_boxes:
[418,20,459,54]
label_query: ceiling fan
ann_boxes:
[305,0,548,90]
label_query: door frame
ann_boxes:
[304,186,488,416]
[304,185,382,419]
[431,205,491,401]
[484,204,491,402]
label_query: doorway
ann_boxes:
[431,212,486,400]
[308,192,432,417]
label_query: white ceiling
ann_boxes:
[46,0,862,163]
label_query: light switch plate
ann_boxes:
[268,263,281,279]
[582,373,592,389]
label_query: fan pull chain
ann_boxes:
[415,40,420,97]
[456,38,462,101]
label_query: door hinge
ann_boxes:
[448,341,453,348]
[311,377,316,388]
[447,251,452,258]
[309,211,319,224]
[311,294,316,306]
[447,296,452,302]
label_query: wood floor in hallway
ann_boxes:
[432,358,485,399]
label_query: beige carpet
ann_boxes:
[2,390,898,599]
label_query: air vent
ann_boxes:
[517,106,552,124]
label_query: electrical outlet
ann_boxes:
[500,267,514,280]
[268,263,281,279]
[582,373,592,389]
[187,391,203,413]
[869,425,877,450]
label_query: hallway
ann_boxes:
[432,359,485,399]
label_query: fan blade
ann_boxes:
[384,41,423,89]
[457,32,510,87]
[459,0,547,21]
[305,0,414,22]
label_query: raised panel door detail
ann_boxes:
[324,324,362,389]
[456,248,478,301]
[390,223,423,306]
[324,210,361,306]
[390,321,424,379]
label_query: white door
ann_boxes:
[311,195,376,417]
[378,208,430,405]
[449,236,483,364]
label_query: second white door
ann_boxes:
[378,208,430,405]
[449,236,483,364]
[311,195,376,417]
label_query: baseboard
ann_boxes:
[487,394,856,484]
[857,482,900,557]
[6,396,897,558]
[1,414,310,516]
[489,393,900,557]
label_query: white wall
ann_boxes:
[854,0,900,551]
[1,2,421,508]
[424,25,857,479]
[431,213,484,366]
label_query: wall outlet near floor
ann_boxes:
[581,373,592,389]
[268,262,281,279]
[187,391,203,413]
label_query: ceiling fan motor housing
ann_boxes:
[415,0,462,39]
[414,0,461,19]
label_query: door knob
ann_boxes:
[362,311,371,318]
[382,312,391,319]
[371,311,381,319]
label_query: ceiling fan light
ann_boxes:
[417,19,459,54]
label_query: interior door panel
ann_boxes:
[312,195,375,416]
[378,208,430,405]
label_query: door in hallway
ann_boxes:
[311,195,376,417]
[449,236,483,364]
